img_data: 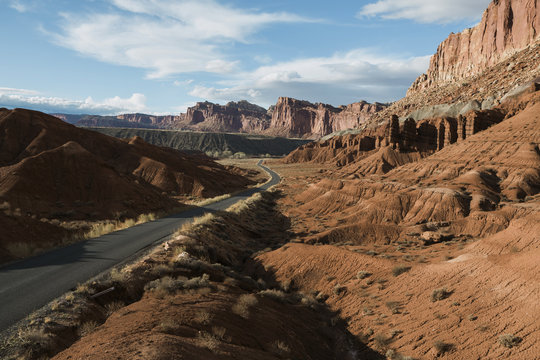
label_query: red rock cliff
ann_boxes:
[269,97,387,139]
[409,0,540,94]
[183,101,270,133]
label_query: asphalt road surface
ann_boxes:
[0,160,280,333]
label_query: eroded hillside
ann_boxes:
[0,108,256,263]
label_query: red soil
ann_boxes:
[255,91,540,358]
[0,108,254,261]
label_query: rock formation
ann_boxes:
[182,101,270,133]
[54,98,387,139]
[286,106,506,169]
[409,0,540,94]
[269,97,387,138]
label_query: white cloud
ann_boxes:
[0,89,148,115]
[0,87,39,95]
[357,0,491,24]
[9,0,29,12]
[189,49,431,107]
[51,0,315,78]
[173,79,194,86]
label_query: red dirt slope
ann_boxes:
[0,108,254,261]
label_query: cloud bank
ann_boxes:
[189,50,431,106]
[357,0,491,24]
[0,89,148,115]
[53,0,315,79]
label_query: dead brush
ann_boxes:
[431,288,453,302]
[104,301,125,316]
[232,294,258,319]
[197,331,220,352]
[155,319,182,334]
[78,320,100,337]
[259,289,288,303]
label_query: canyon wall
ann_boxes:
[55,98,386,139]
[182,101,270,133]
[269,97,387,138]
[409,0,540,94]
[286,108,506,166]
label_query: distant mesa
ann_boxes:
[53,98,388,140]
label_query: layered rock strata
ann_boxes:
[409,0,540,93]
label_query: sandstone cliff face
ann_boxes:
[285,107,507,169]
[409,0,540,94]
[55,98,385,139]
[183,101,270,133]
[269,97,387,138]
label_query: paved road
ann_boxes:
[0,160,279,333]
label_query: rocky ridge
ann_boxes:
[269,97,387,139]
[54,98,387,139]
[409,0,540,94]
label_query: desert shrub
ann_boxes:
[150,264,173,277]
[392,265,411,277]
[333,284,346,295]
[431,288,452,302]
[280,279,292,292]
[357,270,372,279]
[498,334,522,348]
[232,294,258,319]
[271,340,291,356]
[363,306,374,316]
[468,314,478,321]
[19,328,53,349]
[211,326,228,341]
[299,293,319,307]
[145,274,211,297]
[183,274,211,289]
[232,152,247,159]
[145,276,179,296]
[156,320,181,334]
[259,289,288,302]
[476,324,489,332]
[374,333,391,349]
[197,331,220,352]
[385,301,401,314]
[386,349,414,360]
[78,321,100,337]
[433,340,453,354]
[194,310,213,325]
[109,268,130,283]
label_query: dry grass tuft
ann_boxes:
[271,340,291,356]
[194,310,213,325]
[211,326,228,341]
[259,289,288,302]
[392,265,411,277]
[197,331,220,352]
[78,321,100,337]
[433,340,453,354]
[232,294,258,319]
[431,287,452,302]
[156,320,181,334]
[105,301,125,316]
[356,270,372,279]
[498,334,522,348]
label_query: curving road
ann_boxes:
[0,160,279,333]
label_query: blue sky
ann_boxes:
[0,0,491,115]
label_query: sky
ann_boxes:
[0,0,492,115]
